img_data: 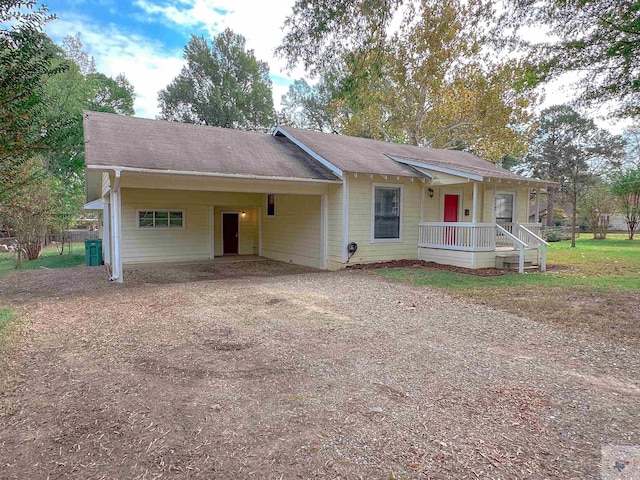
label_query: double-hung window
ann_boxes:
[495,193,514,224]
[372,185,402,241]
[138,210,184,228]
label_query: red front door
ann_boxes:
[443,194,459,244]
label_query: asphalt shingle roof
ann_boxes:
[83,112,339,181]
[277,127,551,184]
[84,112,552,186]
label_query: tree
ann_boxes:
[277,0,535,161]
[611,169,640,239]
[1,157,55,262]
[500,0,640,118]
[578,182,617,240]
[521,105,626,246]
[279,78,338,132]
[39,34,135,235]
[0,1,60,204]
[159,29,275,130]
[623,123,640,169]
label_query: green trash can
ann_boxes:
[85,239,103,266]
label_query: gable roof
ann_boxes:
[275,126,554,186]
[83,111,339,182]
[84,112,552,188]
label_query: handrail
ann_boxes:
[496,224,526,273]
[419,222,494,227]
[517,224,548,272]
[517,224,549,247]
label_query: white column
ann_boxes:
[535,188,540,223]
[341,175,350,263]
[419,184,424,223]
[103,201,111,266]
[111,174,123,283]
[472,182,478,224]
[258,206,263,257]
[208,206,215,259]
[320,193,328,269]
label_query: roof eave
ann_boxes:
[85,165,343,184]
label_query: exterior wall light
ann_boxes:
[241,211,246,218]
[428,188,434,198]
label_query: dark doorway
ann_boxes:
[222,213,239,254]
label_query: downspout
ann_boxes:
[109,169,123,283]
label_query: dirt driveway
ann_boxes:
[1,261,639,479]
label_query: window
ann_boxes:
[495,193,514,223]
[138,210,184,228]
[372,185,402,241]
[266,194,276,217]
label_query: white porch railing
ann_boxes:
[418,222,548,272]
[418,222,496,251]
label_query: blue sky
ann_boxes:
[43,0,303,119]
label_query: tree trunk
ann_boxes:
[546,187,556,227]
[571,191,577,248]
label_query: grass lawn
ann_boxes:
[378,234,640,345]
[0,243,86,279]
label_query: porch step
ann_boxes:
[503,262,539,271]
[496,254,537,271]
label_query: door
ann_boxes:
[495,193,514,230]
[443,194,459,245]
[222,213,239,254]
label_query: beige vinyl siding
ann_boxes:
[101,172,110,196]
[346,176,422,263]
[483,184,495,223]
[424,182,493,223]
[419,248,538,269]
[261,194,322,268]
[213,207,258,256]
[418,248,474,268]
[119,172,331,196]
[326,184,343,267]
[517,187,529,222]
[120,188,261,264]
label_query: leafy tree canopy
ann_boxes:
[521,104,626,244]
[500,0,640,119]
[278,0,535,161]
[159,29,275,130]
[0,1,60,203]
[611,168,640,239]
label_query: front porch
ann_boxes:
[418,222,548,272]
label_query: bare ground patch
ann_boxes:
[1,263,639,479]
[462,286,640,347]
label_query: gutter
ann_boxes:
[85,165,343,184]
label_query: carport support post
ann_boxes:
[321,193,328,269]
[111,170,123,283]
[258,206,263,256]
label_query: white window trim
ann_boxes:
[371,183,403,243]
[440,190,463,222]
[494,190,517,224]
[266,193,276,218]
[136,209,185,229]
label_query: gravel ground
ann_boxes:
[0,261,639,479]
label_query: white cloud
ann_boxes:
[47,15,185,118]
[46,1,306,118]
[134,0,307,101]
